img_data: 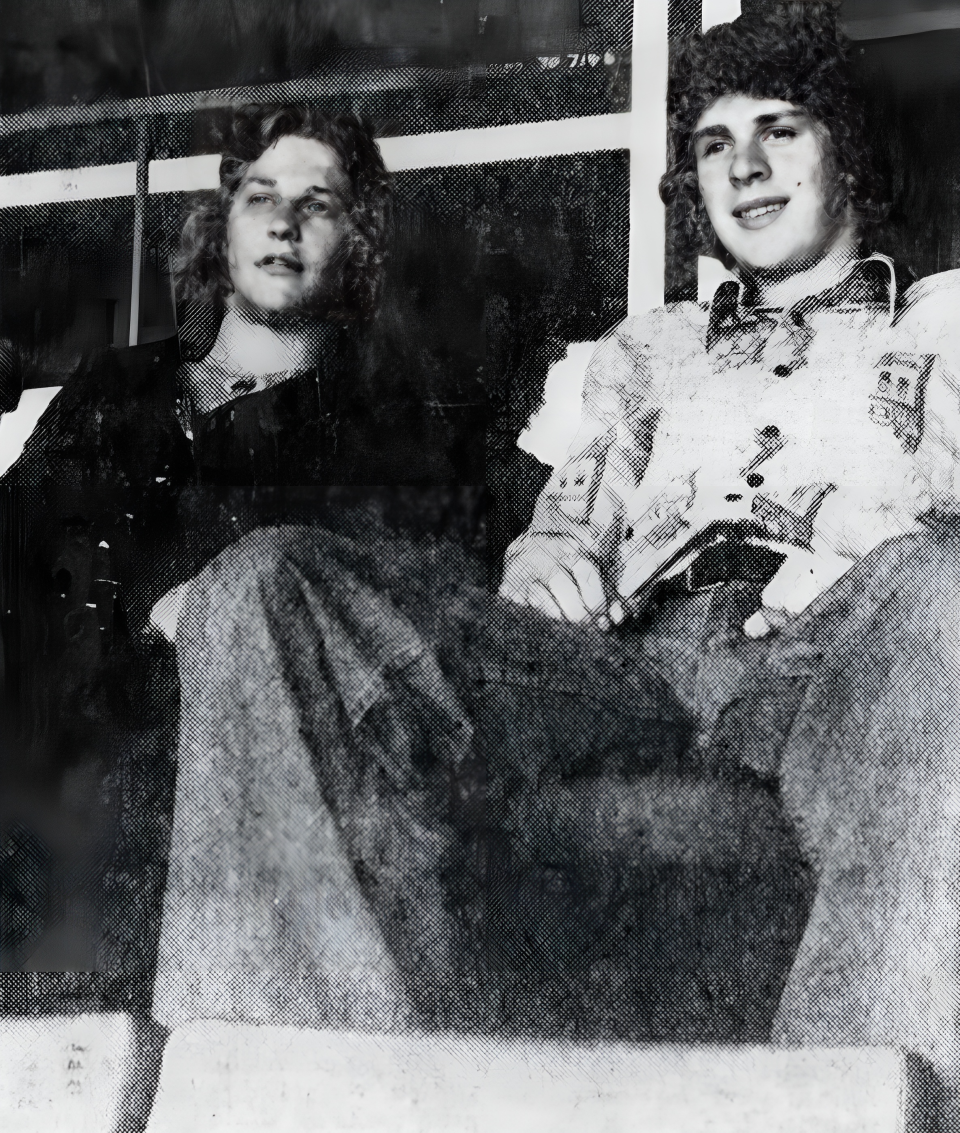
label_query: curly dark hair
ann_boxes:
[659,1,888,268]
[176,104,392,322]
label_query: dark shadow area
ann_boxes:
[0,0,630,114]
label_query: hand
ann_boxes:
[499,534,608,624]
[149,581,188,643]
[753,538,854,615]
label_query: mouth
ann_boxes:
[733,197,788,230]
[256,253,304,275]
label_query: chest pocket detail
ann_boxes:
[543,434,611,526]
[869,352,935,453]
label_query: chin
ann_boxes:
[729,244,801,273]
[744,255,789,272]
[255,290,304,313]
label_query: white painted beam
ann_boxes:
[149,114,634,192]
[703,0,741,32]
[0,162,136,209]
[627,0,668,316]
[2,115,634,205]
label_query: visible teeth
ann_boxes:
[740,202,785,220]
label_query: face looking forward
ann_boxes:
[693,94,857,273]
[225,134,349,315]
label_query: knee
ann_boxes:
[826,530,960,630]
[178,527,292,648]
[876,530,960,626]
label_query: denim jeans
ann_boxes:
[154,521,960,1062]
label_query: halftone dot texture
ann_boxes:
[8,17,960,1133]
[0,53,631,1017]
[0,824,50,960]
[147,522,813,1043]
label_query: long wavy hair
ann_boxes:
[659,2,889,269]
[176,104,392,322]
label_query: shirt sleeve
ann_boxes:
[898,274,960,519]
[503,314,663,587]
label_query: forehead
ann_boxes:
[240,134,346,193]
[693,94,807,133]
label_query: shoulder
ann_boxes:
[71,337,180,404]
[585,302,705,389]
[594,302,705,357]
[11,337,183,482]
[896,270,960,343]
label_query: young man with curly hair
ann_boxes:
[0,104,479,1131]
[499,2,960,1124]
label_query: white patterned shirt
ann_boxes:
[504,256,960,617]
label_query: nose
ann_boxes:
[729,139,771,188]
[267,200,301,242]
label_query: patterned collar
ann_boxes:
[706,254,900,375]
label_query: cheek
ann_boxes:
[696,171,729,232]
[791,181,831,229]
[306,222,346,269]
[790,146,830,206]
[225,220,249,269]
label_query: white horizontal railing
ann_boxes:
[0,113,634,208]
[0,162,138,207]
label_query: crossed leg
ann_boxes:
[112,523,960,1127]
[768,531,960,1130]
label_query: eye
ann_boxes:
[701,139,729,158]
[763,126,797,143]
[247,193,274,206]
[302,199,330,215]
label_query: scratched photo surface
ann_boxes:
[2,1,960,1130]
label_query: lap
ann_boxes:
[173,521,813,1039]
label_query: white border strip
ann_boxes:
[628,0,667,315]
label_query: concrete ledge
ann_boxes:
[0,1013,130,1132]
[0,1015,903,1132]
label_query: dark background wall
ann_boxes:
[0,0,631,112]
[855,26,960,279]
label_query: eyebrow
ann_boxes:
[691,108,808,146]
[240,176,336,196]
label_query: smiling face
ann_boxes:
[225,134,349,315]
[693,94,856,272]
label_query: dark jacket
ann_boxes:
[0,326,488,783]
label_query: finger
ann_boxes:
[543,569,591,623]
[617,542,664,600]
[528,581,567,621]
[571,557,607,616]
[497,572,530,606]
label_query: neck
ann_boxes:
[208,306,327,377]
[737,245,861,309]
